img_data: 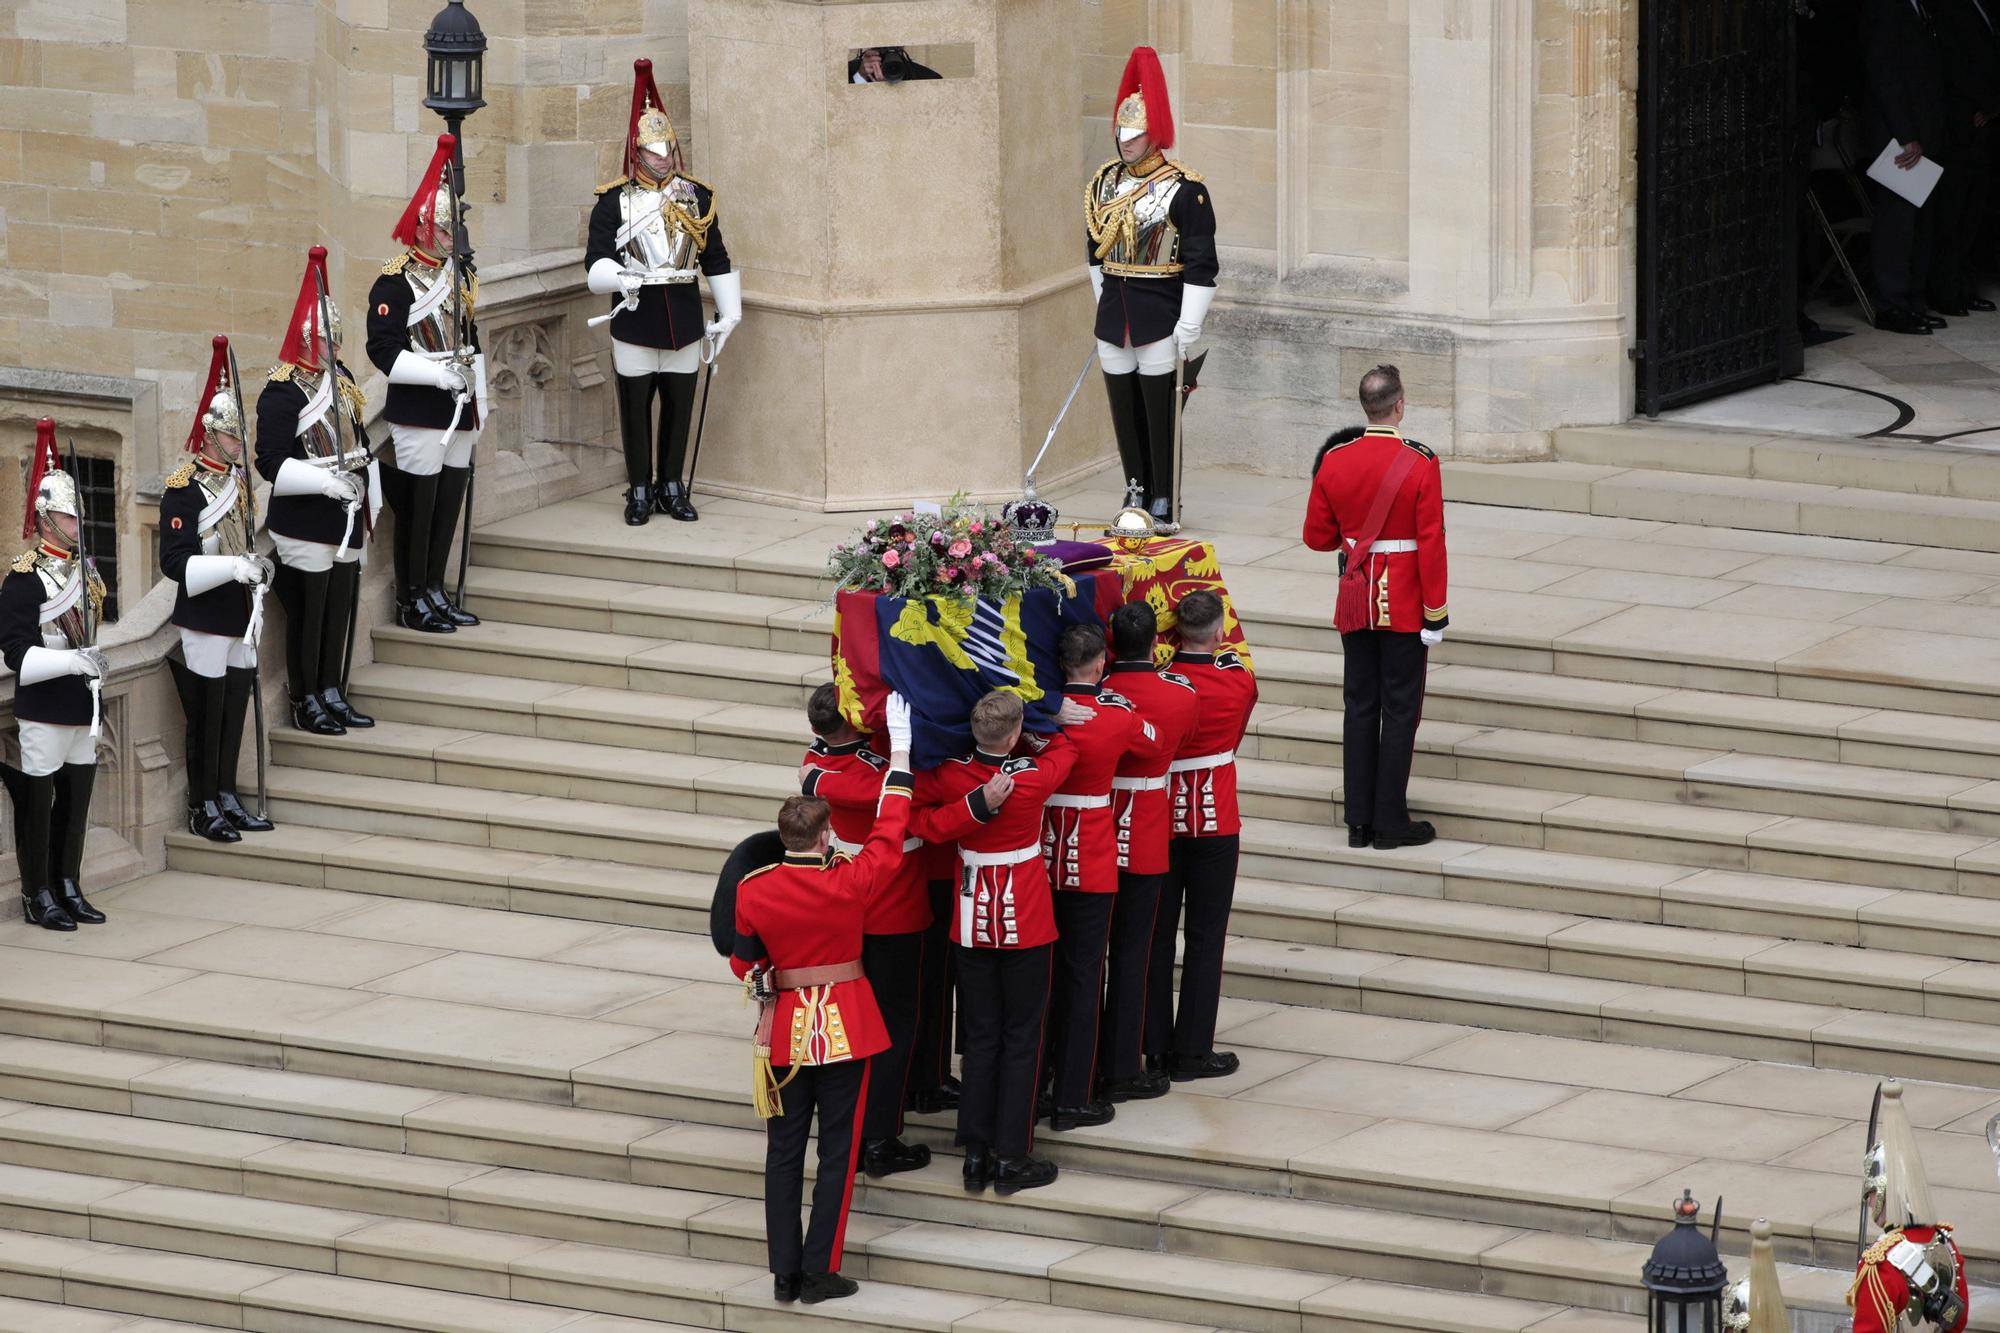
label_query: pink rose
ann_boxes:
[991,562,1009,577]
[949,539,972,558]
[1021,549,1036,563]
[971,554,986,568]
[942,566,961,582]
[970,521,984,535]
[883,550,901,568]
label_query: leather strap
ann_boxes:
[773,960,864,989]
[1348,450,1420,572]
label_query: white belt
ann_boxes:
[830,834,922,856]
[1345,538,1416,553]
[1168,750,1236,774]
[960,844,1042,868]
[1111,776,1166,792]
[1045,793,1111,810]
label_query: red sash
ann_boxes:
[1333,450,1419,634]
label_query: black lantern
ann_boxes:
[422,0,485,263]
[1642,1190,1729,1333]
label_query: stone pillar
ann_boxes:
[688,0,1108,511]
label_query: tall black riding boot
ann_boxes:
[393,470,453,634]
[427,465,479,626]
[1102,370,1149,507]
[53,762,103,924]
[616,372,658,524]
[169,657,237,843]
[1137,371,1178,523]
[11,768,70,931]
[278,564,342,735]
[217,666,273,832]
[654,370,700,521]
[321,563,374,728]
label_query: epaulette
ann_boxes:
[857,748,888,771]
[1161,670,1195,691]
[1000,756,1038,777]
[738,862,780,886]
[11,550,35,574]
[829,850,856,867]
[1174,162,1204,184]
[1215,650,1248,671]
[164,459,197,489]
[268,363,294,382]
[1402,436,1436,460]
[595,176,629,195]
[381,252,413,276]
[1097,690,1135,712]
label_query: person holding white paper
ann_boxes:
[1862,0,1950,334]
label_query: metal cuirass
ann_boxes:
[34,555,97,651]
[1090,164,1185,278]
[618,180,702,283]
[403,261,458,356]
[195,466,250,559]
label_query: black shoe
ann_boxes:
[321,688,373,730]
[1049,1100,1116,1131]
[217,791,273,834]
[1970,296,1998,312]
[658,481,699,522]
[55,878,104,926]
[1148,496,1173,523]
[396,596,456,634]
[188,800,240,844]
[862,1137,932,1178]
[21,889,75,932]
[909,1083,959,1115]
[1171,1051,1241,1082]
[1373,820,1437,850]
[292,694,345,736]
[772,1273,801,1303]
[1876,308,1933,335]
[624,486,652,525]
[992,1154,1059,1196]
[1144,1054,1169,1076]
[426,587,478,627]
[1932,302,1971,319]
[1101,1070,1171,1103]
[1924,312,1949,329]
[800,1273,858,1305]
[1347,824,1373,849]
[961,1146,992,1193]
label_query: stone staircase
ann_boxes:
[8,466,2000,1329]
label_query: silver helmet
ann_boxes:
[201,387,243,445]
[33,467,80,547]
[298,295,344,357]
[1865,1082,1936,1231]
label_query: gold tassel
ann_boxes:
[751,1044,798,1120]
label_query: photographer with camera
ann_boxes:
[849,46,943,83]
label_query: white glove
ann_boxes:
[272,457,333,499]
[182,555,246,598]
[586,257,630,297]
[241,554,275,586]
[75,647,108,679]
[388,350,459,392]
[1420,628,1444,649]
[321,469,363,505]
[705,270,742,358]
[885,692,914,755]
[1174,283,1215,356]
[473,352,489,419]
[17,646,84,686]
[618,272,644,302]
[1089,265,1105,303]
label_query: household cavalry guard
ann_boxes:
[161,337,276,843]
[586,57,740,526]
[1849,1082,1969,1333]
[366,132,483,635]
[255,245,378,738]
[0,419,108,931]
[1085,45,1218,524]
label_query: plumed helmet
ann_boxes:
[1865,1082,1937,1231]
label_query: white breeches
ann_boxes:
[613,339,702,376]
[271,532,362,574]
[1097,337,1176,376]
[180,628,257,679]
[389,423,477,476]
[19,720,93,777]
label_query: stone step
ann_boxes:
[1551,423,2000,504]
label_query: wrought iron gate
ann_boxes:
[1636,0,1802,415]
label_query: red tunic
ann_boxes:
[1042,682,1165,894]
[1850,1226,1968,1333]
[801,739,932,935]
[911,734,1077,950]
[1169,650,1258,839]
[1107,661,1200,875]
[1302,426,1449,634]
[730,773,913,1067]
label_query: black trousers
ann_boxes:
[1872,180,1938,313]
[1045,890,1116,1107]
[764,1057,869,1277]
[1099,869,1163,1082]
[908,879,955,1100]
[860,931,922,1141]
[1341,629,1428,831]
[954,942,1053,1158]
[1145,835,1240,1062]
[1930,131,1991,305]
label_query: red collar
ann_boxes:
[38,540,72,560]
[196,455,231,475]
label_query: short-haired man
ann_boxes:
[1039,623,1164,1130]
[799,683,931,1178]
[1302,363,1446,850]
[1146,590,1256,1081]
[1100,602,1198,1101]
[732,695,915,1306]
[912,690,1075,1194]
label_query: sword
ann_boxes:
[1165,350,1186,535]
[1857,1080,1884,1267]
[1023,344,1097,500]
[682,338,718,500]
[311,260,363,561]
[224,340,269,822]
[64,439,102,740]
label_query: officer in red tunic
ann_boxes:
[1040,624,1162,1130]
[1849,1081,1969,1333]
[799,683,932,1178]
[1146,590,1256,1080]
[1302,363,1447,850]
[1100,602,1198,1101]
[732,695,914,1307]
[912,691,1075,1195]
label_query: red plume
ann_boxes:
[22,418,58,540]
[392,134,458,256]
[1114,45,1174,151]
[186,335,230,454]
[624,57,667,180]
[277,245,332,371]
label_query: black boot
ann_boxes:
[861,1138,932,1178]
[991,1154,1059,1196]
[654,371,699,521]
[394,471,454,634]
[1102,369,1149,505]
[1138,371,1178,522]
[321,563,374,729]
[277,563,341,733]
[799,1273,858,1304]
[616,371,658,526]
[169,658,238,844]
[53,762,103,924]
[217,667,273,832]
[10,769,71,932]
[961,1145,992,1193]
[426,465,478,626]
[293,692,344,735]
[1048,1100,1116,1131]
[660,480,697,522]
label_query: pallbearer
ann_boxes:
[367,132,483,634]
[0,420,108,930]
[587,58,741,526]
[257,246,376,737]
[161,337,275,843]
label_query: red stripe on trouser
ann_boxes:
[1023,948,1055,1154]
[827,1061,870,1272]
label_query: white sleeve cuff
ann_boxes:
[1178,283,1215,327]
[183,555,240,597]
[587,258,628,296]
[388,350,447,387]
[17,646,74,686]
[272,458,327,498]
[708,269,742,323]
[1089,265,1104,302]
